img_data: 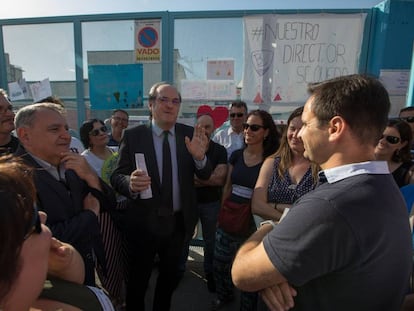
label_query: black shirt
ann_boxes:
[0,135,19,155]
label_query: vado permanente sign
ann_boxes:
[135,20,161,63]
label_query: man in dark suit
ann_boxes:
[14,102,116,286]
[0,89,19,154]
[111,82,212,311]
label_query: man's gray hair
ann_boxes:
[15,102,66,128]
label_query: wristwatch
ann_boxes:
[259,220,277,229]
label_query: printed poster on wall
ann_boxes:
[135,20,161,63]
[242,13,367,105]
[379,69,410,96]
[207,59,235,80]
[88,64,143,110]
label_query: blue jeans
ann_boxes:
[180,200,220,275]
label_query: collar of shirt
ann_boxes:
[151,119,176,137]
[227,126,243,137]
[322,161,389,184]
[29,152,66,181]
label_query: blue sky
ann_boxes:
[2,0,383,19]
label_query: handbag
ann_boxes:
[217,197,252,234]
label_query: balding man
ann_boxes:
[181,113,228,292]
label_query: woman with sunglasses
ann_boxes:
[375,119,414,187]
[80,118,127,307]
[0,155,114,310]
[212,110,280,311]
[252,106,319,226]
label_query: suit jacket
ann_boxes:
[15,145,116,284]
[110,122,212,240]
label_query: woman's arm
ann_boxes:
[252,158,283,221]
[221,164,233,204]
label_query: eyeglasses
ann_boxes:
[0,104,13,115]
[89,126,108,136]
[156,96,181,105]
[243,123,265,132]
[230,113,244,118]
[24,204,42,240]
[112,116,128,123]
[381,135,400,144]
[400,116,414,123]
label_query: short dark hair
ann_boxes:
[399,106,414,114]
[307,74,390,146]
[36,95,64,107]
[148,82,181,103]
[111,109,129,117]
[230,101,248,113]
[79,118,105,148]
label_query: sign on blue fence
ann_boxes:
[88,64,144,110]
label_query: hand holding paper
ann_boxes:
[133,153,152,199]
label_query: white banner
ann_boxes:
[8,78,29,101]
[181,80,237,101]
[242,14,367,106]
[29,78,52,102]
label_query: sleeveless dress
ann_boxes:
[267,157,315,204]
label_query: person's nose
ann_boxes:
[298,127,304,139]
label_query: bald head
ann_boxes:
[197,114,215,140]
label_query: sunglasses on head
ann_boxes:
[230,113,244,118]
[381,135,400,144]
[400,116,414,123]
[243,123,265,132]
[89,126,108,136]
[24,203,42,240]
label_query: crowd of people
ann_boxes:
[1,74,414,311]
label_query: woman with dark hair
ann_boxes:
[375,119,414,187]
[212,110,280,311]
[80,119,127,307]
[252,106,319,222]
[0,156,47,309]
[0,155,113,310]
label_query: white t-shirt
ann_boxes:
[212,127,244,159]
[70,137,85,154]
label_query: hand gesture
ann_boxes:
[185,124,208,161]
[260,281,297,311]
[83,193,100,216]
[60,152,101,189]
[129,169,152,193]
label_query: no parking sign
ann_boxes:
[135,20,161,63]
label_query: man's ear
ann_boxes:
[16,127,27,142]
[16,127,30,146]
[328,116,346,141]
